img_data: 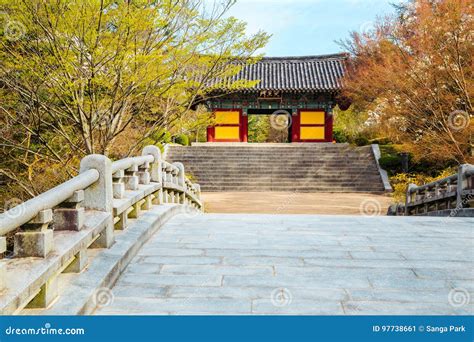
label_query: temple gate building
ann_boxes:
[205,53,348,143]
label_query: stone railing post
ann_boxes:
[53,190,88,273]
[53,190,85,232]
[14,209,53,258]
[112,170,125,199]
[456,164,470,209]
[173,162,185,204]
[172,162,185,187]
[137,162,151,185]
[142,145,163,205]
[405,183,417,216]
[14,209,58,308]
[124,164,139,190]
[79,154,114,248]
[142,145,162,183]
[195,183,201,200]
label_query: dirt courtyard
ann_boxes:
[201,192,393,215]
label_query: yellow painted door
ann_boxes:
[214,111,241,141]
[299,110,326,140]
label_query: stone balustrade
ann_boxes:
[0,145,201,313]
[402,164,474,216]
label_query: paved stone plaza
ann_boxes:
[95,214,473,315]
[201,192,392,215]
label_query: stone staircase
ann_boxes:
[166,143,385,192]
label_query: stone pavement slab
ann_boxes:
[201,192,393,215]
[94,214,474,315]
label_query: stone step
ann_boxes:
[181,161,376,165]
[192,177,382,182]
[196,176,382,180]
[168,144,383,193]
[169,154,375,158]
[199,184,383,190]
[195,179,382,184]
[200,183,384,187]
[189,172,380,175]
[196,179,382,184]
[186,169,380,174]
[168,153,372,160]
[172,153,368,156]
[183,161,377,165]
[187,170,379,180]
[201,187,385,192]
[169,146,365,151]
[168,149,372,154]
[169,150,373,154]
[184,164,377,168]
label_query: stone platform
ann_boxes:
[94,214,473,315]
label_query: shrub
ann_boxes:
[149,129,171,143]
[353,134,370,146]
[390,168,456,202]
[175,134,190,146]
[332,128,348,143]
[185,172,196,182]
[370,137,392,145]
[379,155,403,174]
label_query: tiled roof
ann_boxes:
[218,53,347,92]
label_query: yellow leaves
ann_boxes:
[390,168,457,202]
[1,0,269,160]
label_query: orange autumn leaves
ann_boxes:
[340,0,473,164]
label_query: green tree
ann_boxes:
[248,115,270,143]
[0,0,269,198]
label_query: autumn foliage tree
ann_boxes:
[0,0,269,200]
[340,0,473,164]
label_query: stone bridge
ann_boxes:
[0,146,472,315]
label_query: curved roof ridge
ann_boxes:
[260,53,348,62]
[207,52,347,92]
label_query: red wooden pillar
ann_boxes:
[207,126,215,142]
[291,112,300,142]
[325,111,333,142]
[241,114,248,142]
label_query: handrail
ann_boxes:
[0,169,99,236]
[111,155,154,174]
[401,163,474,216]
[407,174,457,194]
[0,146,202,238]
[0,145,202,314]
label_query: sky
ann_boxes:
[225,0,403,56]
